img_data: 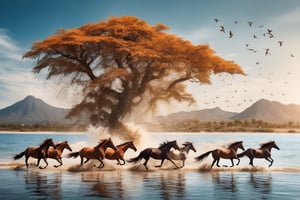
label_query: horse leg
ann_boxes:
[143,158,149,170]
[230,159,234,167]
[236,158,240,165]
[155,159,165,168]
[211,159,217,168]
[266,157,274,167]
[39,158,48,169]
[54,158,63,168]
[249,158,254,166]
[25,156,29,168]
[95,159,104,168]
[36,158,41,167]
[166,158,180,169]
[181,159,185,168]
[216,158,221,167]
[84,158,90,164]
[120,158,126,165]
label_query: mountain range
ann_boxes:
[0,95,72,124]
[160,99,300,123]
[1,95,300,125]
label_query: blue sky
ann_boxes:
[0,0,300,114]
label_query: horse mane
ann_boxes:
[260,141,274,148]
[94,139,108,148]
[39,138,53,148]
[159,140,175,149]
[228,141,243,148]
[182,142,192,146]
[117,141,131,147]
[55,141,66,147]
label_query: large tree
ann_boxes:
[24,16,244,135]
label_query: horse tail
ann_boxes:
[127,151,145,163]
[13,150,26,160]
[67,151,80,158]
[237,150,247,158]
[195,150,212,162]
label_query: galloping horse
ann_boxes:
[237,140,280,167]
[127,140,181,170]
[104,141,137,165]
[43,141,72,168]
[13,138,56,168]
[167,142,196,168]
[67,138,117,168]
[195,141,245,168]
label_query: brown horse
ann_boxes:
[167,142,197,168]
[195,141,245,168]
[42,141,73,168]
[13,138,56,169]
[104,141,137,165]
[237,140,280,167]
[67,138,117,168]
[127,140,181,170]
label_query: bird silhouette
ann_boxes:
[265,48,271,56]
[290,54,295,57]
[220,26,225,33]
[248,21,253,27]
[214,18,219,23]
[278,41,283,47]
[229,30,233,38]
[253,34,258,39]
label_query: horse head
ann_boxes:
[271,141,280,150]
[183,142,196,152]
[129,141,137,152]
[63,141,73,152]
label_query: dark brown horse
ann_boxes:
[195,141,245,168]
[237,140,280,167]
[13,138,56,168]
[43,141,73,168]
[104,141,137,165]
[167,142,197,168]
[127,140,180,170]
[67,138,117,168]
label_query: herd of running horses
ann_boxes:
[13,138,280,170]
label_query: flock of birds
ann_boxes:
[199,18,297,110]
[214,18,295,58]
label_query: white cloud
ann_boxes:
[0,29,23,61]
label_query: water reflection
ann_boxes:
[211,171,237,192]
[142,171,186,199]
[249,172,272,194]
[23,170,62,199]
[81,171,125,199]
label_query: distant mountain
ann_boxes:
[231,99,300,123]
[160,99,300,123]
[0,95,73,124]
[160,107,238,122]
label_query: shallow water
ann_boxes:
[0,132,300,199]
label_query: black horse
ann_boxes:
[127,140,180,170]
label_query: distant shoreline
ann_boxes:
[0,128,299,134]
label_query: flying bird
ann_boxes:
[278,41,283,47]
[253,34,258,39]
[220,26,225,33]
[214,18,219,23]
[229,30,233,38]
[290,54,295,57]
[234,21,238,24]
[248,21,253,27]
[258,25,264,28]
[265,48,271,56]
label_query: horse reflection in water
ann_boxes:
[238,140,280,167]
[195,141,245,169]
[167,142,196,168]
[105,141,137,165]
[13,138,56,169]
[127,140,181,170]
[43,141,73,168]
[68,138,117,168]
